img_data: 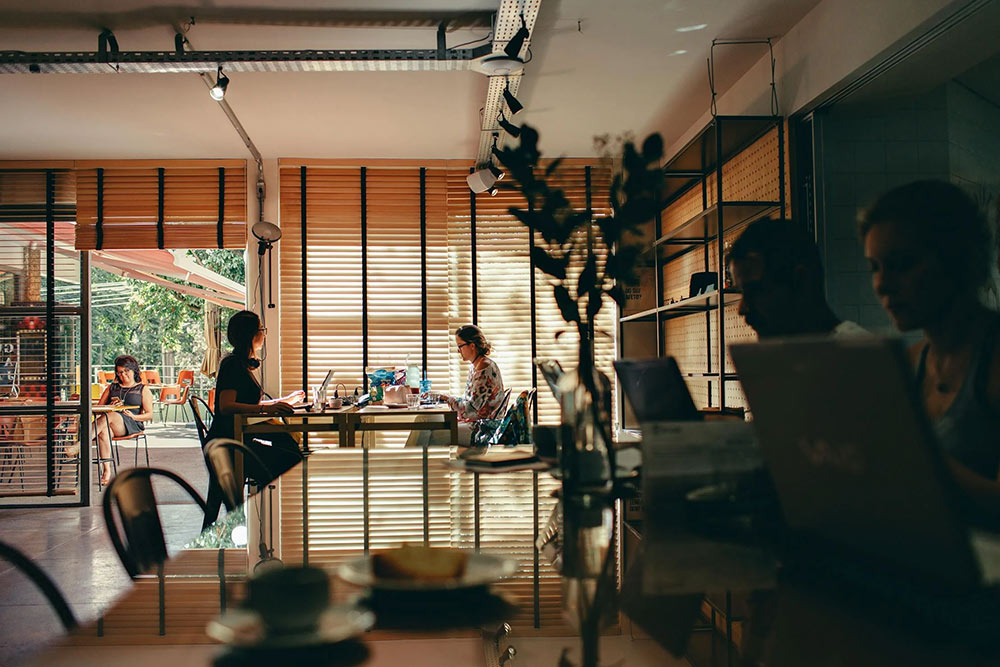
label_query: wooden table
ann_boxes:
[234,405,459,450]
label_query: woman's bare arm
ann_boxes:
[218,388,293,416]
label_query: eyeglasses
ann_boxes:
[457,342,472,350]
[258,327,267,335]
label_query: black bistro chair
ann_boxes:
[102,467,209,578]
[201,437,275,530]
[189,395,214,445]
[0,541,77,630]
[202,438,280,565]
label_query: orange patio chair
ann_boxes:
[158,370,195,423]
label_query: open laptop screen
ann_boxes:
[614,357,702,424]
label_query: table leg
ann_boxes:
[233,415,243,446]
[450,413,459,446]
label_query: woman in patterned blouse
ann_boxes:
[407,324,505,446]
[439,325,505,422]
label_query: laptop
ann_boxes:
[730,336,1000,591]
[613,357,703,424]
[293,369,336,411]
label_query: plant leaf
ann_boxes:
[608,284,626,309]
[641,133,664,161]
[553,284,580,323]
[530,244,568,280]
[586,286,604,322]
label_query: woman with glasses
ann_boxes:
[86,354,155,485]
[407,324,505,447]
[204,310,304,523]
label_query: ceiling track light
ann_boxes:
[498,112,521,138]
[503,77,523,115]
[504,13,530,60]
[210,66,230,101]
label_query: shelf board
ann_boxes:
[654,201,781,249]
[619,289,741,323]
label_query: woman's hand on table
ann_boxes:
[267,402,295,416]
[283,389,306,404]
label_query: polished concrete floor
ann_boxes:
[0,423,208,667]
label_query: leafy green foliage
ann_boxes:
[90,249,244,372]
[494,124,664,376]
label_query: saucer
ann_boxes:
[207,606,374,648]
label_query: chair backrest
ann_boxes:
[98,371,115,384]
[142,369,161,385]
[0,541,77,630]
[176,370,195,387]
[91,383,103,400]
[189,395,213,448]
[490,388,512,419]
[204,438,276,512]
[103,467,209,578]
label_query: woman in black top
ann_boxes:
[94,355,154,485]
[203,310,303,525]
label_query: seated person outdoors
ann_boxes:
[203,310,304,523]
[727,217,866,339]
[861,180,1000,519]
[89,354,154,485]
[407,324,505,447]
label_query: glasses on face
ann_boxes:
[457,342,472,351]
[258,328,267,335]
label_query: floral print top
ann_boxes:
[445,357,504,422]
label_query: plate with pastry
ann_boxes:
[336,545,517,591]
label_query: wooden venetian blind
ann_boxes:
[466,162,617,426]
[276,159,615,633]
[279,162,464,446]
[75,160,247,250]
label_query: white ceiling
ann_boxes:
[0,0,824,161]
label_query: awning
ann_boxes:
[3,220,246,310]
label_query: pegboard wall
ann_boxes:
[657,126,783,411]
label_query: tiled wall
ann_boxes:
[818,87,949,335]
[947,82,1000,309]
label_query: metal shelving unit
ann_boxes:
[618,115,786,427]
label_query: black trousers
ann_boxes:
[202,432,302,530]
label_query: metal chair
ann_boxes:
[491,388,512,418]
[102,467,209,578]
[112,429,149,467]
[189,395,214,444]
[0,541,77,630]
[201,437,275,530]
[158,370,195,423]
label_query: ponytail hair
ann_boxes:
[455,324,492,357]
[226,310,261,369]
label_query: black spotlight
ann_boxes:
[210,66,230,101]
[503,81,523,115]
[498,113,521,138]
[488,164,505,181]
[504,14,530,59]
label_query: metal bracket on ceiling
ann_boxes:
[708,38,778,117]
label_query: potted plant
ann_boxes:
[494,125,664,667]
